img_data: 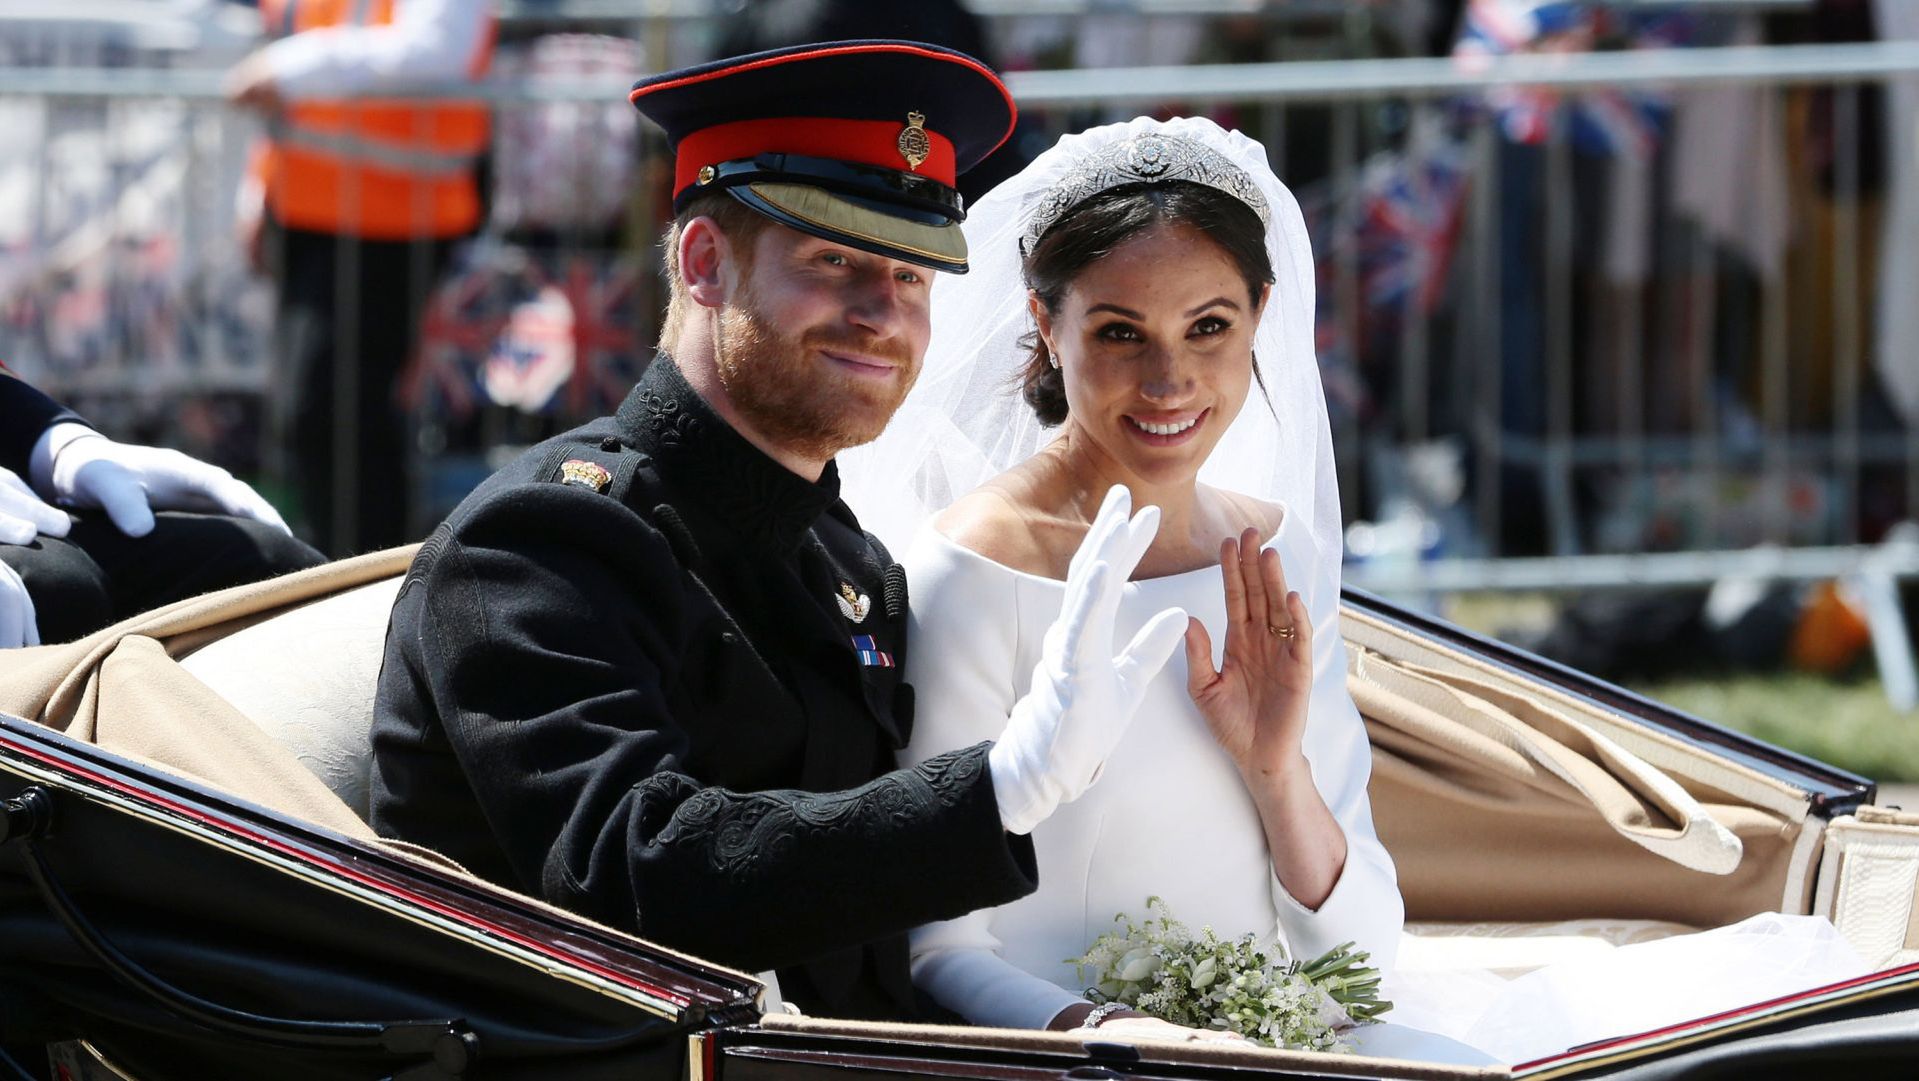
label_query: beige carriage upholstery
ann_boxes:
[1345,606,1824,931]
[0,553,1905,983]
[0,547,416,842]
[175,574,403,820]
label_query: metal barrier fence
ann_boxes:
[3,33,1919,629]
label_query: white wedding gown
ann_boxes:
[897,510,1870,1066]
[898,507,1430,1051]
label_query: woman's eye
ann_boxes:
[1193,316,1229,336]
[1097,323,1141,342]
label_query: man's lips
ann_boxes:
[821,350,903,377]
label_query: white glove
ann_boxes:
[0,466,72,546]
[0,557,38,648]
[988,486,1189,835]
[0,466,71,648]
[48,433,290,539]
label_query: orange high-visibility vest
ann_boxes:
[253,0,495,240]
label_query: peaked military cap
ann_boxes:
[629,40,1016,275]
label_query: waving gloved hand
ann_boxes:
[47,433,290,539]
[988,486,1189,835]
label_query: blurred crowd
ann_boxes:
[0,0,1915,581]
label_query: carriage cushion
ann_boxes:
[178,575,403,821]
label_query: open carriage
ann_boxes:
[2,547,1917,1080]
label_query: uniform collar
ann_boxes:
[619,355,843,550]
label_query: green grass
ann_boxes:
[1439,593,1919,783]
[1621,673,1919,783]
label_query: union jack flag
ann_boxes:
[1453,0,1693,160]
[1305,119,1472,341]
[396,249,505,420]
[401,245,649,421]
[1355,138,1471,316]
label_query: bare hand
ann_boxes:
[224,51,284,112]
[1183,527,1314,777]
[239,208,269,277]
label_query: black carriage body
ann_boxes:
[1,590,1915,1081]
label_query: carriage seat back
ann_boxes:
[178,575,403,821]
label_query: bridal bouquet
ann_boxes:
[1069,897,1390,1051]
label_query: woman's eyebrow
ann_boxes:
[1186,296,1240,316]
[1084,296,1242,319]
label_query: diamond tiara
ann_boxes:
[1019,133,1272,258]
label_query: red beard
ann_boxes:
[713,296,918,465]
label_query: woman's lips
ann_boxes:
[1124,408,1208,446]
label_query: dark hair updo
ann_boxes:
[1020,180,1275,426]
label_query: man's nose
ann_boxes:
[845,272,908,336]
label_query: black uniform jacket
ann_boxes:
[1,367,84,476]
[370,356,1038,1020]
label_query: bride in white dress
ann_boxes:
[843,115,1415,1049]
[841,115,1872,1064]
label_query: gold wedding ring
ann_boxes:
[1268,623,1297,640]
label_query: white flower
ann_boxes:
[1116,948,1160,982]
[1074,898,1385,1051]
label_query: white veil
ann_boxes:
[840,115,1343,581]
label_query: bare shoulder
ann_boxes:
[931,473,1066,578]
[1208,486,1288,541]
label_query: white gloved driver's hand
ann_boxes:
[0,557,38,648]
[48,434,290,539]
[0,466,72,546]
[0,466,65,648]
[0,466,71,549]
[988,486,1189,835]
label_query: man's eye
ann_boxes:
[896,269,923,285]
[821,252,850,266]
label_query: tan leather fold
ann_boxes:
[1353,649,1743,874]
[0,546,417,841]
[1354,647,1801,926]
[90,635,374,839]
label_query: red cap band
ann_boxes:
[674,116,957,197]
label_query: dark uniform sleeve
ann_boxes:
[0,366,86,477]
[387,481,1036,974]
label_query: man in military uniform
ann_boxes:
[0,366,321,647]
[370,41,1187,1022]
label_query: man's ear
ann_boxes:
[679,216,733,309]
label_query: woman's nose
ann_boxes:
[1139,346,1196,401]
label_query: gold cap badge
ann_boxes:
[559,459,612,493]
[897,111,930,172]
